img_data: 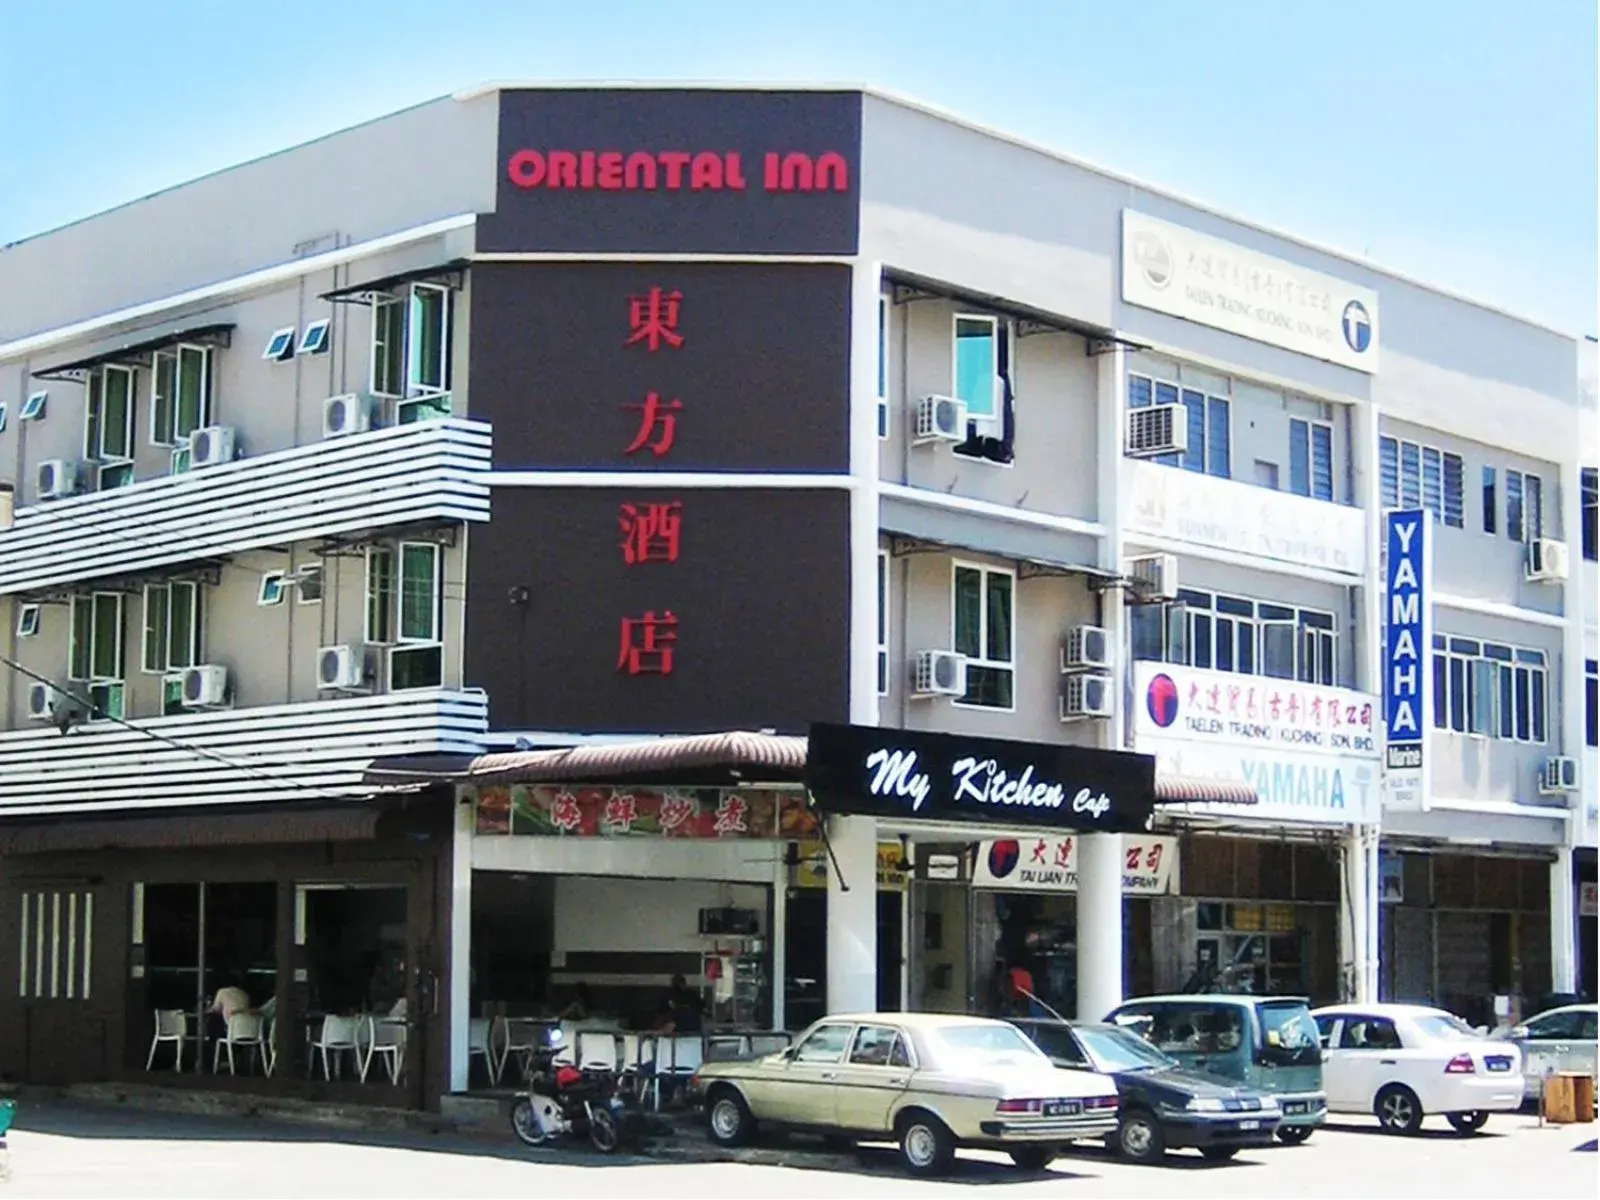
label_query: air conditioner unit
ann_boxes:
[1126,553,1179,602]
[1540,756,1579,795]
[912,394,968,444]
[188,425,236,469]
[1060,673,1115,720]
[1125,405,1188,458]
[323,393,375,439]
[911,649,967,699]
[1061,625,1112,672]
[26,682,54,721]
[317,643,373,691]
[178,664,230,709]
[37,459,80,500]
[1525,538,1570,584]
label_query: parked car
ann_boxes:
[1010,1018,1282,1165]
[1493,1002,1598,1101]
[1105,994,1326,1144]
[688,1012,1121,1177]
[1311,1003,1523,1135]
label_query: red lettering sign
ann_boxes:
[622,392,681,457]
[625,287,684,351]
[506,148,845,193]
[617,611,677,676]
[619,501,683,565]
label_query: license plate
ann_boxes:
[1282,1101,1307,1115]
[1485,1057,1512,1073]
[1042,1100,1082,1117]
[1237,1119,1261,1131]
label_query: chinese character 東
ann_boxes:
[617,610,678,676]
[619,500,683,565]
[624,286,685,352]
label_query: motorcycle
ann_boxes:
[509,1026,642,1154]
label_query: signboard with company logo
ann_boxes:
[805,723,1156,834]
[790,841,909,892]
[1139,741,1381,825]
[1124,459,1367,576]
[1134,663,1380,758]
[1382,509,1433,813]
[1121,210,1380,374]
[972,835,1179,895]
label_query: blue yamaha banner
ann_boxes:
[1382,509,1432,812]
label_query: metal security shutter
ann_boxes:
[1436,911,1491,1016]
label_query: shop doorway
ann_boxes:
[782,889,903,1027]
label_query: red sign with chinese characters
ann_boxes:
[473,784,821,841]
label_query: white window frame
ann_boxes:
[141,581,201,675]
[263,327,296,362]
[69,592,125,689]
[257,572,287,607]
[876,294,889,440]
[298,318,331,357]
[372,283,454,423]
[19,390,46,421]
[391,541,444,692]
[364,546,396,644]
[1432,637,1547,745]
[1139,588,1339,686]
[16,604,40,638]
[951,312,1002,428]
[86,364,137,487]
[296,564,324,606]
[876,550,889,696]
[149,344,213,452]
[1379,434,1463,528]
[950,559,1016,712]
[1290,416,1336,501]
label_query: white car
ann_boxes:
[1495,1003,1598,1100]
[1311,1004,1523,1135]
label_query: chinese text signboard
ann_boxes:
[971,835,1179,896]
[472,784,821,841]
[1382,510,1432,813]
[482,88,862,255]
[1133,662,1379,757]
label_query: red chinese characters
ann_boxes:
[549,790,583,833]
[603,792,639,833]
[623,392,681,458]
[619,501,682,565]
[625,287,684,352]
[617,611,677,676]
[713,794,749,836]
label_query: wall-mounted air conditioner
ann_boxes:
[1061,624,1112,671]
[322,393,375,439]
[911,649,967,699]
[1525,538,1569,584]
[26,682,54,721]
[37,459,81,500]
[1060,673,1114,720]
[178,664,231,709]
[1125,405,1188,458]
[317,643,375,692]
[912,395,967,444]
[188,425,237,469]
[1125,553,1179,602]
[1540,756,1579,795]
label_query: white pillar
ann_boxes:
[447,793,473,1093]
[826,814,879,1013]
[1077,833,1125,1021]
[771,850,789,1031]
[1363,827,1382,1001]
[1340,826,1365,1001]
[1552,846,1577,995]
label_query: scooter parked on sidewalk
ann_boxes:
[509,1026,643,1154]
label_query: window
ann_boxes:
[1336,1015,1402,1051]
[85,365,136,489]
[150,345,212,450]
[296,565,324,605]
[19,391,46,421]
[366,542,443,690]
[17,890,94,1000]
[1379,435,1462,526]
[298,319,331,357]
[1506,469,1524,542]
[1586,659,1597,749]
[16,604,40,638]
[952,563,1014,709]
[953,314,999,423]
[794,1023,853,1064]
[68,593,125,720]
[372,283,453,423]
[848,1025,907,1067]
[1482,467,1497,534]
[1583,468,1598,562]
[876,295,888,439]
[1432,636,1547,744]
[0,403,7,433]
[1524,474,1544,542]
[876,551,888,696]
[141,582,201,675]
[1179,388,1232,479]
[1289,418,1333,501]
[263,328,296,362]
[257,572,287,607]
[1131,589,1337,686]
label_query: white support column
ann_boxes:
[771,849,789,1031]
[1552,846,1578,995]
[447,793,473,1093]
[1078,340,1128,1023]
[1340,825,1365,1001]
[826,814,880,1013]
[1363,826,1382,1001]
[1352,400,1385,1005]
[825,256,883,1016]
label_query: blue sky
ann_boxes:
[1,0,1594,334]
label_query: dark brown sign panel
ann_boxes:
[480,88,862,255]
[465,487,851,734]
[469,262,851,472]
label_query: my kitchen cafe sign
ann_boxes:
[805,723,1156,834]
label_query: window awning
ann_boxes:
[32,322,234,381]
[1153,773,1259,806]
[886,267,1140,347]
[320,259,470,306]
[0,803,380,855]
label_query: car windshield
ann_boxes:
[929,1023,1048,1070]
[1413,1013,1480,1041]
[1258,1002,1321,1064]
[1075,1025,1177,1073]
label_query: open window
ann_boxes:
[151,345,213,474]
[365,542,444,690]
[952,561,1015,709]
[69,592,126,720]
[141,582,202,675]
[951,314,1015,465]
[85,365,137,489]
[371,283,453,424]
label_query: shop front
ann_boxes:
[1130,662,1383,1005]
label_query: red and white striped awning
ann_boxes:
[1154,773,1259,806]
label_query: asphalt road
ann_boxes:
[2,1101,1593,1199]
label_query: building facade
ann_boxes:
[0,84,1590,1106]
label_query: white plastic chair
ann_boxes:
[147,1009,187,1071]
[467,1018,493,1086]
[370,1021,407,1085]
[312,1015,367,1082]
[496,1017,545,1086]
[212,1011,265,1075]
[576,1029,619,1073]
[262,1016,277,1078]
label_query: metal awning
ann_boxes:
[320,260,470,306]
[0,804,381,855]
[32,322,235,381]
[886,268,1137,346]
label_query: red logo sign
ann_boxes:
[506,149,849,194]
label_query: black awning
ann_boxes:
[33,322,235,381]
[0,803,379,855]
[886,268,1137,346]
[320,259,470,305]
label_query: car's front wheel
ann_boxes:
[1446,1110,1489,1135]
[706,1087,755,1147]
[1008,1146,1057,1171]
[1375,1084,1424,1135]
[898,1112,955,1177]
[1117,1108,1166,1165]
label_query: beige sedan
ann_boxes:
[690,1012,1121,1176]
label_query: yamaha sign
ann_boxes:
[1382,509,1432,812]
